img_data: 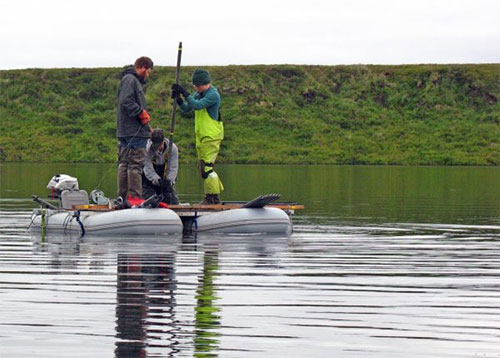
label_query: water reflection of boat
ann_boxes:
[115,253,179,357]
[28,232,289,356]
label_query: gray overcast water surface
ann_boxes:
[1,164,499,357]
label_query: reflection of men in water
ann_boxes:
[114,249,221,357]
[194,250,221,355]
[114,253,177,357]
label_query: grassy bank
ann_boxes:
[0,64,499,164]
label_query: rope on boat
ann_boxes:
[94,125,144,192]
[62,212,72,234]
[193,212,198,231]
[27,211,39,230]
[74,211,85,238]
[61,211,85,238]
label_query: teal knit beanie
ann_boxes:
[192,69,211,85]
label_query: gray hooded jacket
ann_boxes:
[117,66,151,138]
[143,138,179,183]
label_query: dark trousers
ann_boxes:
[118,146,147,199]
[142,177,179,205]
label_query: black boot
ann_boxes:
[164,191,179,205]
[114,196,131,210]
[161,180,179,205]
[199,194,221,205]
[210,194,221,204]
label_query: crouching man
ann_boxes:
[142,129,180,205]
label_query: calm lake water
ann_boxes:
[1,163,499,357]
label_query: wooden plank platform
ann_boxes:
[72,203,304,213]
[168,203,304,217]
[169,203,304,211]
[72,204,111,211]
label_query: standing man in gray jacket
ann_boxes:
[117,56,153,200]
[142,129,179,205]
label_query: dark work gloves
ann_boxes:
[171,83,187,106]
[161,179,174,192]
[172,83,190,98]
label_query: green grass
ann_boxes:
[0,64,499,165]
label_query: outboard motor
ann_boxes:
[47,174,79,198]
[46,174,88,209]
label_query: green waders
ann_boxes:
[195,108,224,195]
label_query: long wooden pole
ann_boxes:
[165,42,182,179]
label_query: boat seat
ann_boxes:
[60,190,89,209]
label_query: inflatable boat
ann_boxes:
[30,203,297,236]
[176,206,293,235]
[30,174,302,237]
[30,207,183,236]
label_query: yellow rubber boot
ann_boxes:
[204,170,224,195]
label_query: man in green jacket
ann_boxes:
[172,69,224,204]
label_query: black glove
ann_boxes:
[171,87,183,105]
[171,88,179,99]
[161,179,173,192]
[172,83,190,98]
